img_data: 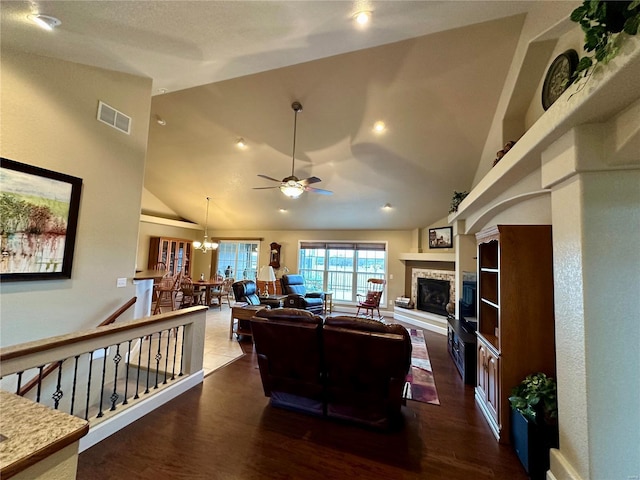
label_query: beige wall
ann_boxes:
[0,50,152,347]
[206,228,413,307]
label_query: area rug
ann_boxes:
[404,328,440,405]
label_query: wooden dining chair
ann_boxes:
[180,277,198,308]
[153,271,183,314]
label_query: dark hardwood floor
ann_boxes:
[78,327,529,479]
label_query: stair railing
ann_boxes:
[16,297,138,397]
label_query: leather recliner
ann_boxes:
[280,274,324,314]
[232,279,261,305]
[250,308,325,416]
[250,309,412,430]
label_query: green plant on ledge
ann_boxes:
[508,372,558,424]
[570,0,640,82]
[449,191,469,214]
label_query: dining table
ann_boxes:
[195,279,223,307]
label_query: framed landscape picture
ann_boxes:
[428,226,453,249]
[0,158,82,281]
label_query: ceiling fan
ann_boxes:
[254,101,332,198]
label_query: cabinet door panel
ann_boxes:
[477,341,488,399]
[486,350,499,423]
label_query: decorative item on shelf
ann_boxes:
[445,302,455,318]
[193,196,218,253]
[541,49,579,110]
[493,140,517,166]
[269,242,281,269]
[449,191,469,213]
[394,297,413,309]
[570,1,640,84]
[257,265,276,297]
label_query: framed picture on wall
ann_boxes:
[428,226,453,249]
[0,158,82,281]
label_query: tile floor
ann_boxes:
[202,305,245,376]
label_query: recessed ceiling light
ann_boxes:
[157,88,168,94]
[28,14,61,31]
[382,203,392,210]
[279,208,287,213]
[373,121,386,133]
[236,138,247,149]
[354,11,371,26]
[155,115,166,126]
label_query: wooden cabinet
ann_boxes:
[475,225,556,443]
[148,237,192,278]
[447,316,477,385]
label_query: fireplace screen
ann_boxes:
[416,278,451,316]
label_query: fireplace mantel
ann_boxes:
[398,252,455,262]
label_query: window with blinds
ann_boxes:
[298,241,387,303]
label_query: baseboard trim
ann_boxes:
[79,370,204,452]
[547,448,585,480]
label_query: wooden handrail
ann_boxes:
[98,296,138,327]
[17,297,137,396]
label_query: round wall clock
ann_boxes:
[541,49,579,111]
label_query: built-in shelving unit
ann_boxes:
[475,225,556,443]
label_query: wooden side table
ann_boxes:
[229,305,267,340]
[259,294,287,309]
[323,292,333,314]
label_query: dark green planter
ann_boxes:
[511,409,559,480]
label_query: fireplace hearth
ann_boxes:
[417,278,450,316]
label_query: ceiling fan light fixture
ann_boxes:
[354,11,371,26]
[280,181,304,198]
[28,14,61,31]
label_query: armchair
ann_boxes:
[232,279,261,305]
[280,274,324,314]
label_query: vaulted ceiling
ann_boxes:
[1,1,543,230]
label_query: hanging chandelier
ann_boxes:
[193,196,218,253]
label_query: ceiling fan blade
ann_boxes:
[252,186,279,190]
[298,176,322,186]
[306,186,333,195]
[257,174,283,183]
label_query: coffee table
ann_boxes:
[229,304,267,340]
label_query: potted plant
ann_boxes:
[508,372,559,480]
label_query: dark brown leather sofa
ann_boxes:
[279,274,324,314]
[250,308,412,430]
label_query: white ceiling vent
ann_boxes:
[97,101,131,134]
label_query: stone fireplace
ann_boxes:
[410,268,455,317]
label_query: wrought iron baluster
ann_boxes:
[134,336,143,399]
[171,327,179,380]
[164,328,170,385]
[145,334,152,394]
[35,365,44,403]
[110,344,122,411]
[97,346,108,418]
[179,325,186,377]
[15,371,23,395]
[84,351,94,421]
[154,330,162,389]
[52,360,64,409]
[70,355,80,416]
[123,339,132,405]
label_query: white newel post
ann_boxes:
[542,123,640,480]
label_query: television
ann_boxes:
[459,271,477,327]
